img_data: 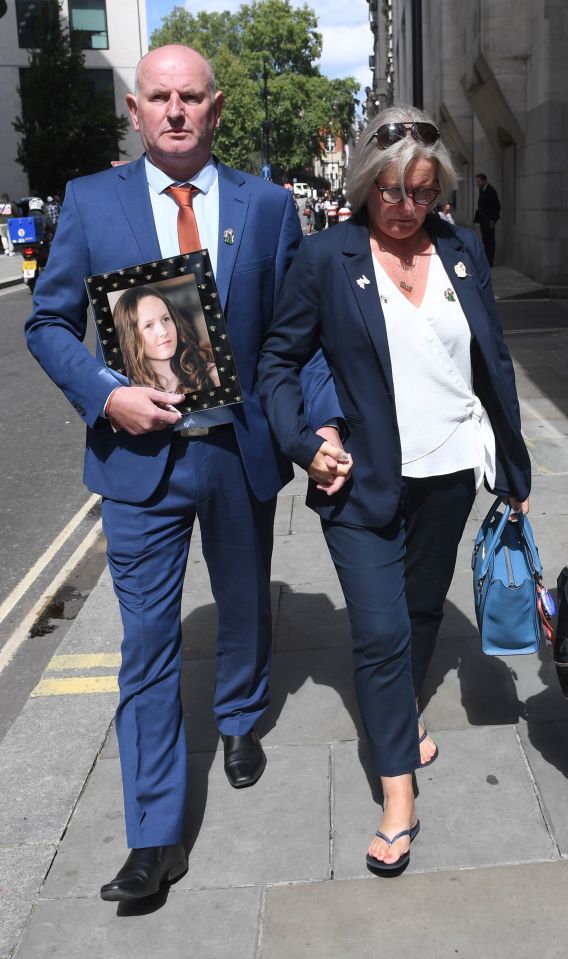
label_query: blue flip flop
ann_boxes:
[366,819,421,873]
[418,729,439,768]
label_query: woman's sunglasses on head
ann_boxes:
[371,122,440,150]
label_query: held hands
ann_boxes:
[106,386,184,435]
[309,426,353,496]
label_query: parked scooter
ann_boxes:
[8,197,52,292]
[19,237,51,292]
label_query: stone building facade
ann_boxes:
[0,0,147,200]
[367,0,568,286]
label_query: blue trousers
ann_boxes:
[322,470,476,777]
[102,428,276,847]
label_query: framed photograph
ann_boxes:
[85,251,243,414]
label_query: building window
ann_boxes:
[84,68,114,98]
[16,0,41,48]
[69,0,108,50]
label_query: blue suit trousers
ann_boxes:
[102,427,275,847]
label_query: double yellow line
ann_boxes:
[31,653,120,697]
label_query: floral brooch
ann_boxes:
[454,261,470,278]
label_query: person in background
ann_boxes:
[326,193,339,227]
[474,173,500,267]
[303,199,314,234]
[0,193,20,255]
[26,44,344,904]
[437,200,454,224]
[313,197,326,232]
[259,104,530,876]
[26,197,55,240]
[44,195,61,231]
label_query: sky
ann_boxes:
[144,0,373,100]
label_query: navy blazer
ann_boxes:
[26,156,338,504]
[259,212,531,528]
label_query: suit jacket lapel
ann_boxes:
[114,157,162,264]
[426,215,499,375]
[342,215,395,399]
[216,162,250,310]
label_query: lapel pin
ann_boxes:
[444,288,456,301]
[454,261,470,278]
[380,294,389,305]
[356,274,370,289]
[223,228,235,245]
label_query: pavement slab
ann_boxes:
[0,693,115,846]
[271,531,336,586]
[0,844,57,959]
[15,886,262,959]
[261,861,568,959]
[258,647,361,747]
[273,581,350,652]
[518,718,568,854]
[43,742,332,899]
[332,727,556,880]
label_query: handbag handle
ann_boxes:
[478,497,542,581]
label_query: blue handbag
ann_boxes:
[471,498,544,655]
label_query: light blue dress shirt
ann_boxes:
[144,155,233,430]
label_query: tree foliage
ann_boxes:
[13,0,129,195]
[150,1,358,178]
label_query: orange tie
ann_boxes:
[167,184,202,253]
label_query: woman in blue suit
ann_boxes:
[259,106,530,874]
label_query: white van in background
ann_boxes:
[292,182,309,198]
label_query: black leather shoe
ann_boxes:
[223,729,266,788]
[100,843,187,902]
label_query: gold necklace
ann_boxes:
[378,244,421,292]
[373,232,431,294]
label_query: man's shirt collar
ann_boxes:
[144,155,218,195]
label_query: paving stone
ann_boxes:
[258,647,361,747]
[16,886,261,959]
[261,862,568,959]
[518,718,568,853]
[332,728,555,879]
[180,745,331,888]
[271,532,336,586]
[290,495,321,533]
[42,744,331,899]
[0,844,56,958]
[274,494,293,536]
[273,581,350,652]
[0,694,115,846]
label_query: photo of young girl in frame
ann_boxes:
[111,284,220,394]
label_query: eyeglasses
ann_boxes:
[375,185,441,206]
[371,122,440,150]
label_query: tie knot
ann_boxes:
[168,184,198,208]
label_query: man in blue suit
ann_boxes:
[26,44,344,902]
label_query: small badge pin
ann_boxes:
[380,294,389,305]
[444,288,456,301]
[454,261,469,278]
[223,228,235,245]
[356,274,371,289]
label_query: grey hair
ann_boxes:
[346,104,459,212]
[134,46,217,98]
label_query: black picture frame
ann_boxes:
[85,250,243,414]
